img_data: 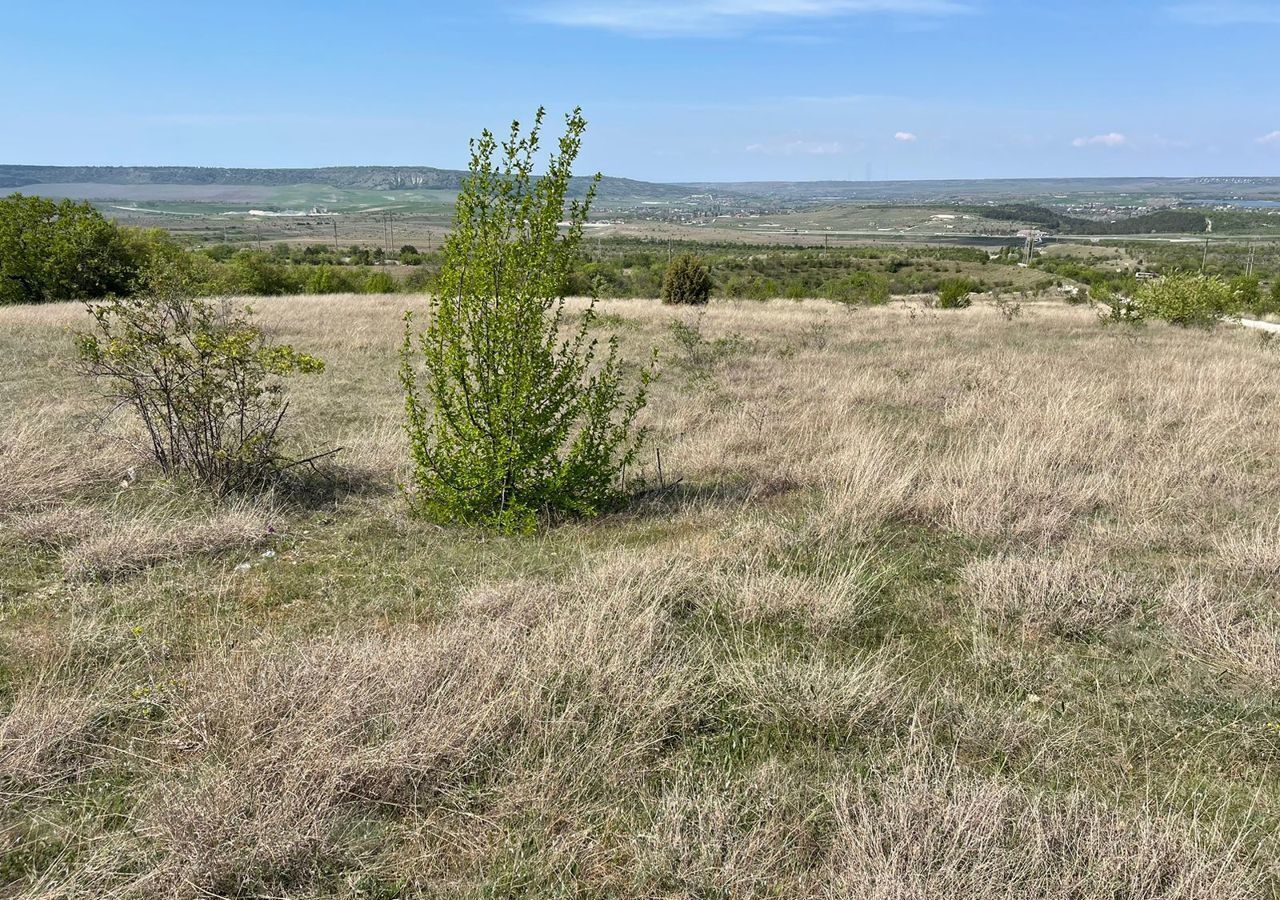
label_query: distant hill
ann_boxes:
[0,165,465,190]
[678,176,1280,203]
[5,166,1280,213]
[0,165,696,202]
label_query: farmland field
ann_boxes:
[3,294,1278,897]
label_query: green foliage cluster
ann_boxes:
[3,187,1048,308]
[568,242,1010,303]
[1032,257,1138,299]
[400,108,650,532]
[1136,274,1241,328]
[936,277,979,308]
[661,254,713,305]
[965,203,1209,235]
[823,269,891,305]
[76,287,324,494]
[0,194,139,304]
[199,247,432,297]
[0,192,436,304]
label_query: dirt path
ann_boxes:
[1236,317,1280,334]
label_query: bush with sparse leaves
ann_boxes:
[76,284,323,495]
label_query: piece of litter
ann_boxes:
[235,562,252,572]
[261,550,276,559]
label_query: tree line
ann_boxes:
[2,193,1034,306]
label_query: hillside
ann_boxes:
[7,167,1280,207]
[0,164,697,202]
[2,296,1276,896]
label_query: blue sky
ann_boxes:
[4,0,1280,181]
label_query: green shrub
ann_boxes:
[1093,283,1143,325]
[76,288,324,495]
[661,254,713,305]
[783,280,808,300]
[400,107,651,532]
[404,268,437,293]
[1256,279,1280,317]
[822,270,890,305]
[0,193,138,304]
[937,277,978,309]
[228,251,298,296]
[1136,274,1239,328]
[363,271,397,294]
[1229,274,1262,312]
[304,265,353,294]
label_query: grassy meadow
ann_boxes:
[2,294,1280,897]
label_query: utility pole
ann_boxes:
[332,220,338,252]
[1200,238,1210,274]
[1247,243,1256,277]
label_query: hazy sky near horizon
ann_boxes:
[5,0,1280,182]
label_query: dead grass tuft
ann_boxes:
[0,416,120,516]
[826,758,1259,899]
[720,648,903,739]
[1213,524,1280,582]
[635,762,823,897]
[0,688,101,785]
[61,500,271,580]
[142,562,709,894]
[962,546,1146,639]
[1161,575,1280,686]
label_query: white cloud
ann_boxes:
[1257,130,1280,145]
[526,0,970,36]
[746,139,845,156]
[894,131,918,142]
[1072,132,1128,148]
[1169,2,1280,25]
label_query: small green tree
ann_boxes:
[1136,273,1239,328]
[662,254,713,305]
[400,107,651,532]
[76,276,324,495]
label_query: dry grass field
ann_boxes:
[2,294,1279,897]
